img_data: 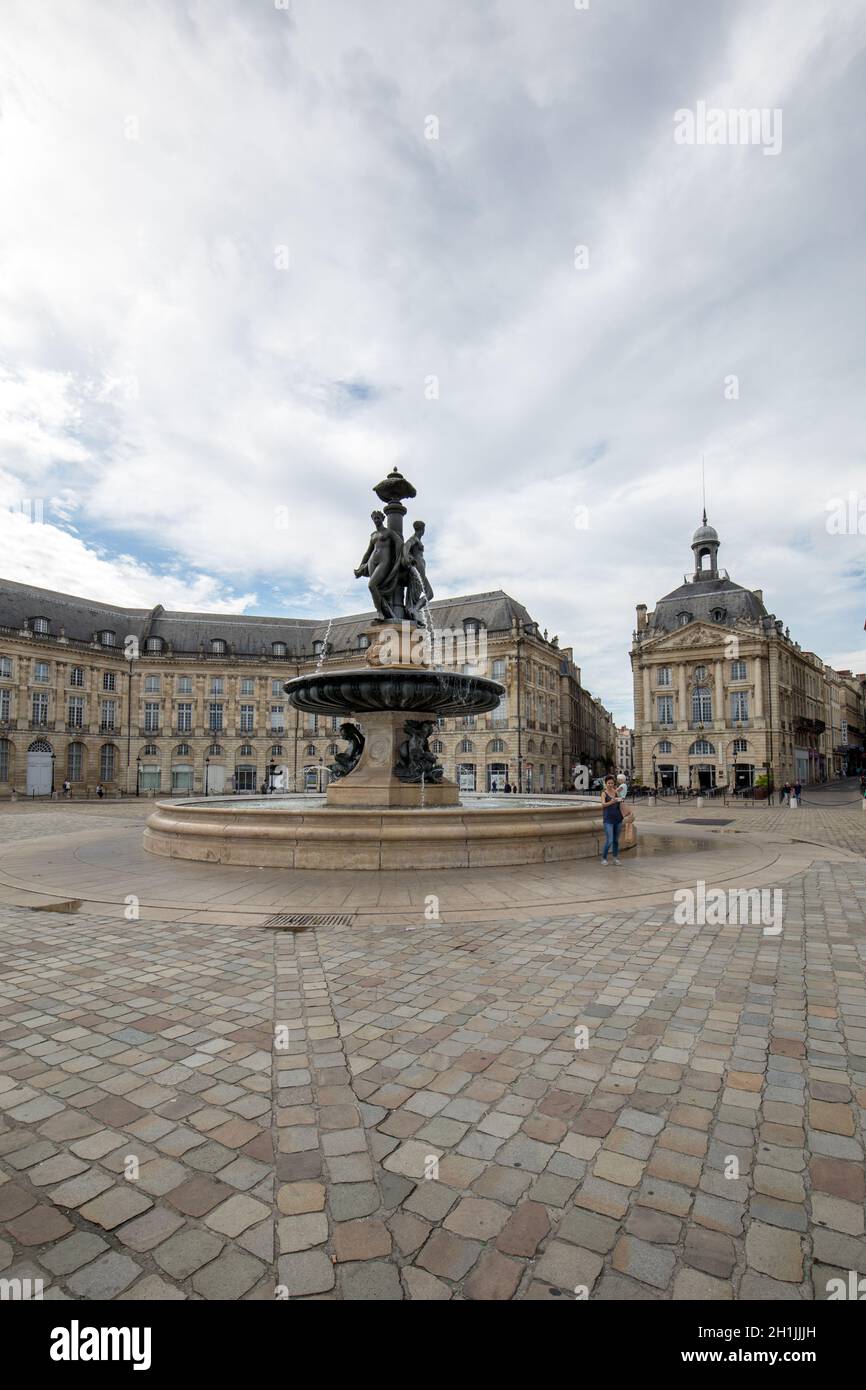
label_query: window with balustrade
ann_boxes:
[691,687,712,723]
[657,695,674,726]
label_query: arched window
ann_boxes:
[357,634,370,649]
[70,666,85,687]
[145,636,164,653]
[272,641,287,657]
[0,739,12,781]
[527,739,536,753]
[432,740,444,754]
[142,744,159,756]
[458,738,474,754]
[207,744,223,756]
[689,739,716,756]
[489,739,505,753]
[210,638,226,654]
[312,639,326,655]
[691,686,712,723]
[328,744,338,755]
[270,744,284,756]
[305,744,317,756]
[99,744,117,781]
[173,744,191,757]
[712,608,726,623]
[677,612,691,627]
[658,740,672,754]
[66,742,85,781]
[239,743,254,756]
[733,738,749,753]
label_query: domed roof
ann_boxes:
[692,512,718,545]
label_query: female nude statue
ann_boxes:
[355,511,402,621]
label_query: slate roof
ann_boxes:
[646,576,768,634]
[0,577,536,658]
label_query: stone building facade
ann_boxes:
[631,517,865,791]
[0,579,614,799]
[616,726,635,778]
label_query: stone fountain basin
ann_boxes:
[283,667,504,716]
[144,795,604,870]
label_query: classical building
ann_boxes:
[616,725,634,777]
[0,579,614,798]
[631,516,865,791]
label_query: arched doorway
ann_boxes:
[27,739,53,796]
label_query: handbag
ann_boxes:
[619,813,637,850]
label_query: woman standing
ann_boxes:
[601,775,624,866]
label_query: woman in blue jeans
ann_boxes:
[600,775,623,865]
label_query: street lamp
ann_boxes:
[50,751,56,796]
[652,753,658,793]
[205,757,210,797]
[136,754,141,798]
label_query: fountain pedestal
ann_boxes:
[327,709,459,808]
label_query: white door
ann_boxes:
[457,763,476,791]
[208,764,226,794]
[27,749,53,796]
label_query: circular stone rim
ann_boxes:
[283,667,505,715]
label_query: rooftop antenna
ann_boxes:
[701,455,707,525]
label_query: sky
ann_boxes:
[1,0,865,724]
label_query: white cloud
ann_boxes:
[1,0,865,721]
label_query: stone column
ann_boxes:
[642,667,651,724]
[714,661,724,725]
[753,655,763,717]
[678,664,687,725]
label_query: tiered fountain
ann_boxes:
[144,470,602,869]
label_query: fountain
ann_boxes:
[144,469,603,868]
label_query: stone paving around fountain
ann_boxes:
[0,786,864,1300]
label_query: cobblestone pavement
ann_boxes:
[1,850,865,1300]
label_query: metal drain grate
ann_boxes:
[263,912,355,932]
[29,900,82,914]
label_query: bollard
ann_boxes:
[696,795,704,809]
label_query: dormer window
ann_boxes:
[677,611,691,627]
[357,635,370,649]
[145,636,164,653]
[711,608,726,623]
[272,641,287,657]
[313,640,326,655]
[31,616,49,635]
[463,618,483,634]
[98,630,116,647]
[210,639,226,655]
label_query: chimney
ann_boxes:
[636,604,648,632]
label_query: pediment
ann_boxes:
[647,624,728,652]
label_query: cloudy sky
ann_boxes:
[1,0,865,722]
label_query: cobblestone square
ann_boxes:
[0,793,864,1300]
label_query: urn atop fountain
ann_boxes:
[373,467,416,505]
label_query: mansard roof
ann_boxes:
[0,577,536,658]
